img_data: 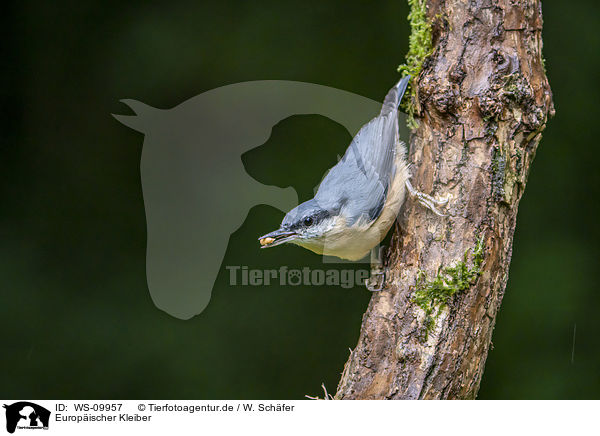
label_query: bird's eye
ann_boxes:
[303,216,313,226]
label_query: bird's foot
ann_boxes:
[365,268,386,292]
[365,246,386,292]
[405,179,450,217]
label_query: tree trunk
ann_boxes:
[336,0,553,399]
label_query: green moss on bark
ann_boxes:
[398,0,433,129]
[413,234,485,341]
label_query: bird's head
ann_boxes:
[258,199,343,253]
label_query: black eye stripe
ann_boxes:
[286,209,330,230]
[302,210,330,227]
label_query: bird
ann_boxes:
[258,76,447,263]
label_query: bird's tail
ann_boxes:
[381,75,411,115]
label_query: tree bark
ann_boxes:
[336,0,553,399]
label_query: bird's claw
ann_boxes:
[365,246,386,292]
[405,179,450,216]
[365,269,386,292]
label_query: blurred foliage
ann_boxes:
[1,0,599,399]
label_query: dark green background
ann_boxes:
[1,1,598,399]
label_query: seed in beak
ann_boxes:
[260,237,275,246]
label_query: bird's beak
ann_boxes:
[258,228,298,248]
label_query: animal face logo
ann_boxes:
[3,402,50,433]
[114,80,402,319]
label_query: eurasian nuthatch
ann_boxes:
[259,76,447,261]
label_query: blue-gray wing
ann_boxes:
[314,113,398,223]
[314,77,409,224]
